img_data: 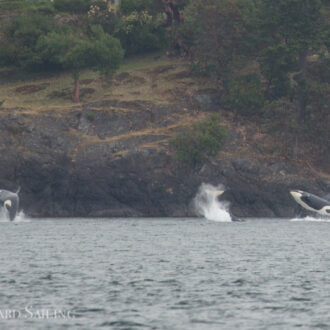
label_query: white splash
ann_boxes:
[0,209,30,222]
[291,216,330,223]
[0,207,9,222]
[194,183,232,222]
[14,211,30,222]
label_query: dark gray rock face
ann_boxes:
[0,103,327,218]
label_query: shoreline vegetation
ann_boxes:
[0,0,329,218]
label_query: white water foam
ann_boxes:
[290,216,330,223]
[0,209,30,223]
[194,183,232,222]
[0,207,10,222]
[14,210,30,222]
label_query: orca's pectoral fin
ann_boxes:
[294,204,303,218]
[294,204,310,218]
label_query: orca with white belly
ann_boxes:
[290,190,330,217]
[0,188,20,221]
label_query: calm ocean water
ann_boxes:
[0,217,330,329]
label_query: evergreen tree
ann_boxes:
[258,0,326,122]
[181,0,250,90]
[0,13,55,69]
[36,25,124,102]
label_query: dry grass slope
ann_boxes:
[0,53,204,111]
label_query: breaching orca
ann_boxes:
[0,188,20,221]
[290,190,330,217]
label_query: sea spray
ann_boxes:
[15,211,29,222]
[290,216,330,222]
[194,183,232,222]
[0,207,9,221]
[0,209,28,222]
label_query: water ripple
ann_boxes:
[0,218,330,329]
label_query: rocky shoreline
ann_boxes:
[0,97,329,219]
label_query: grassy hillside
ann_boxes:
[0,52,328,179]
[0,53,209,111]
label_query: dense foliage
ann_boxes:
[37,25,124,102]
[54,0,92,14]
[178,0,329,161]
[170,115,227,164]
[114,9,167,55]
[0,0,328,160]
[0,13,56,70]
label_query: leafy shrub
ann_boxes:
[54,0,91,14]
[86,112,95,121]
[35,24,124,72]
[87,1,120,35]
[115,10,168,56]
[0,13,55,70]
[0,0,54,14]
[226,74,265,116]
[35,25,124,102]
[170,114,227,164]
[120,0,156,15]
[0,0,25,11]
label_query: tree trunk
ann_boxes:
[161,0,184,25]
[74,78,80,103]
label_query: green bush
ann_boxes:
[0,0,54,13]
[226,74,265,116]
[115,11,168,56]
[170,114,227,164]
[35,25,124,73]
[87,1,120,35]
[54,0,91,13]
[120,0,156,15]
[0,13,55,70]
[86,112,95,121]
[34,25,124,102]
[0,0,25,11]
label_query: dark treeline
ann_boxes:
[0,0,329,161]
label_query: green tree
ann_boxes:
[181,0,250,91]
[120,0,157,14]
[0,0,55,14]
[54,0,91,13]
[36,25,124,102]
[115,10,167,55]
[0,13,55,69]
[258,0,326,122]
[87,0,120,35]
[260,44,296,99]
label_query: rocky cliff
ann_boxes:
[0,61,329,218]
